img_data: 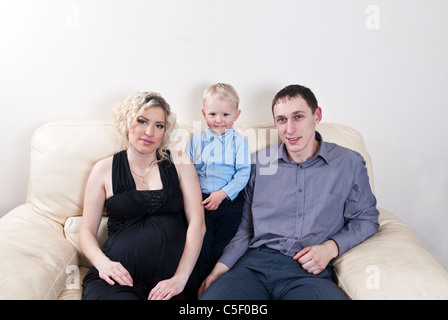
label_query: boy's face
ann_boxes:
[202,97,241,135]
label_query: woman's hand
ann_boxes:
[96,259,133,287]
[148,276,186,300]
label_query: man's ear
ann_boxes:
[314,107,322,124]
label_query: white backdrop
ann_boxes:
[1,0,447,267]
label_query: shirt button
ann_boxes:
[298,188,303,192]
[298,213,302,217]
[282,249,287,253]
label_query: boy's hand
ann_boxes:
[201,190,228,211]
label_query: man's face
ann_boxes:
[273,96,322,163]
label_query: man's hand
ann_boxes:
[293,240,339,275]
[198,262,229,298]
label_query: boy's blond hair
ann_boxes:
[203,83,240,109]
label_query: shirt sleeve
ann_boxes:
[187,132,206,168]
[221,135,252,200]
[330,158,380,256]
[218,164,256,268]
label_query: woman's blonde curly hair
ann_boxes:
[112,92,177,163]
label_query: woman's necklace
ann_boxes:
[130,160,157,184]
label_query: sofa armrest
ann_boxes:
[0,204,79,299]
[334,207,448,299]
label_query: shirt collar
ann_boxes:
[205,128,234,142]
[277,131,330,166]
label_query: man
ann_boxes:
[199,84,379,300]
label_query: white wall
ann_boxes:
[1,0,447,267]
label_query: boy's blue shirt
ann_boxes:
[186,128,251,201]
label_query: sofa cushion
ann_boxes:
[334,208,448,299]
[57,266,89,300]
[0,204,78,299]
[64,216,109,267]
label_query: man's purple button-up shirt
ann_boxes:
[219,132,379,269]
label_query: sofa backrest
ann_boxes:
[28,121,124,224]
[27,120,373,225]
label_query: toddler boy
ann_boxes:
[187,83,251,284]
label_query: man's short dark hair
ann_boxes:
[272,84,319,114]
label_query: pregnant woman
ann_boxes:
[80,92,205,300]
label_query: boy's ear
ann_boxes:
[201,108,206,118]
[235,108,241,120]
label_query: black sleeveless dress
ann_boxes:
[82,150,197,300]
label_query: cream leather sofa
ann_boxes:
[1,120,448,300]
